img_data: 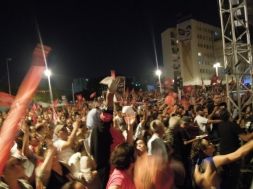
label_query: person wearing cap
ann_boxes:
[194,106,222,135]
[53,121,81,163]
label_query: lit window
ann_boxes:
[199,61,203,65]
[214,31,218,36]
[198,52,202,56]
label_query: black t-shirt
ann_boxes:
[207,103,225,130]
[219,121,244,155]
[46,163,71,189]
[178,128,192,159]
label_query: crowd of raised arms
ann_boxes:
[1,77,253,189]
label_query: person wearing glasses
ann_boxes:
[53,121,81,163]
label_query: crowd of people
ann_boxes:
[1,77,253,189]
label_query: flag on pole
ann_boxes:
[0,44,51,175]
[90,92,96,99]
[210,73,218,85]
[52,98,58,108]
[76,94,83,101]
[52,107,59,124]
[164,78,173,86]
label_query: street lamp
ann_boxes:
[213,62,222,76]
[6,58,12,95]
[44,69,53,103]
[155,69,162,93]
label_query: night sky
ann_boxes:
[0,0,220,90]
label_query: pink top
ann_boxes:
[106,169,136,189]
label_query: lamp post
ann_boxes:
[213,62,222,76]
[155,69,162,93]
[6,58,12,95]
[44,69,53,103]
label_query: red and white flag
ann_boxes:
[90,92,96,99]
[76,94,83,101]
[0,92,15,107]
[53,107,59,124]
[164,78,173,86]
[52,98,58,108]
[184,85,193,93]
[0,44,51,175]
[210,73,218,85]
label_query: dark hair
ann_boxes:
[134,137,147,147]
[110,143,135,170]
[190,139,207,165]
[35,124,44,132]
[219,108,230,121]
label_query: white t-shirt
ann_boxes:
[194,115,208,133]
[53,139,74,163]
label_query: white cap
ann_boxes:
[122,106,134,114]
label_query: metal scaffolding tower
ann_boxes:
[218,0,252,119]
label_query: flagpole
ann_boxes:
[72,83,75,105]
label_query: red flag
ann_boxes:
[111,70,116,78]
[32,103,37,123]
[90,92,96,98]
[164,78,173,86]
[52,107,59,124]
[76,94,83,101]
[52,98,58,108]
[125,87,129,98]
[0,92,15,107]
[0,44,51,175]
[184,85,193,93]
[179,98,191,108]
[210,73,218,85]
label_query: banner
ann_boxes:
[177,20,192,42]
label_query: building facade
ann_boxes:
[73,78,88,93]
[161,19,224,85]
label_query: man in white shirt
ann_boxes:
[194,106,222,134]
[53,121,80,163]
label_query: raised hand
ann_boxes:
[124,112,136,126]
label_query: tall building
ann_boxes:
[161,19,223,85]
[73,78,88,93]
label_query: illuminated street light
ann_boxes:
[213,62,222,76]
[44,69,51,76]
[44,69,53,103]
[155,69,162,93]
